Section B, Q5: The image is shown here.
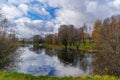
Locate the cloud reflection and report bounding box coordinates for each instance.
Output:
[14,46,92,76]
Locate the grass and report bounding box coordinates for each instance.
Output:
[0,71,119,80]
[42,43,96,52]
[20,42,96,52]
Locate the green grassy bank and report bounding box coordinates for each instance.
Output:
[21,42,96,51]
[0,71,119,80]
[42,43,96,52]
[20,42,97,52]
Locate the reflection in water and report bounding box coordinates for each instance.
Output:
[93,51,120,76]
[1,45,93,77]
[29,45,44,54]
[0,53,14,70]
[0,47,20,70]
[47,49,93,74]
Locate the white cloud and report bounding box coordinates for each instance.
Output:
[86,1,97,13]
[29,4,51,19]
[2,4,23,19]
[55,9,84,26]
[7,0,30,5]
[18,4,28,14]
[11,17,54,38]
[42,0,88,28]
[7,0,20,5]
[113,0,120,8]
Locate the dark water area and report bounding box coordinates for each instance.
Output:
[1,45,93,77]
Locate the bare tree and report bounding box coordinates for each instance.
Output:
[0,11,18,69]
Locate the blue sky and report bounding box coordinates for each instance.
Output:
[0,0,120,38]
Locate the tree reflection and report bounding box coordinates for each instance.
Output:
[57,49,92,72]
[45,48,57,57]
[0,55,12,69]
[93,52,120,76]
[44,48,92,72]
[0,48,19,70]
[57,49,75,66]
[26,45,93,74]
[29,45,44,54]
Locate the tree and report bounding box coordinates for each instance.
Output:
[33,35,43,44]
[67,25,77,46]
[0,11,18,69]
[45,34,54,44]
[58,27,69,49]
[52,33,58,44]
[93,15,120,76]
[92,19,102,43]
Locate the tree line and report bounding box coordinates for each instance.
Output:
[24,24,93,49]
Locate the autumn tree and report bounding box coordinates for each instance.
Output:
[52,33,58,44]
[67,25,78,46]
[73,28,81,49]
[58,26,69,49]
[93,15,120,76]
[82,23,87,44]
[58,24,90,49]
[92,19,102,43]
[45,34,54,44]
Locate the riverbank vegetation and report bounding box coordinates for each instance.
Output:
[42,43,96,51]
[93,15,120,76]
[0,71,119,80]
[0,12,18,69]
[19,42,96,51]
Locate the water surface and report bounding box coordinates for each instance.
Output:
[3,45,93,77]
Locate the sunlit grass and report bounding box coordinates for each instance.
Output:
[42,43,96,51]
[0,71,119,80]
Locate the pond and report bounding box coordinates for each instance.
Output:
[1,45,93,77]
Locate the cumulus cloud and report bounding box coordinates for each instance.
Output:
[55,9,84,26]
[113,0,120,8]
[86,1,97,13]
[12,17,54,38]
[18,4,28,15]
[2,4,23,19]
[28,4,51,19]
[0,0,120,38]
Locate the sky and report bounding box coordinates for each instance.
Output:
[0,0,120,38]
